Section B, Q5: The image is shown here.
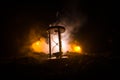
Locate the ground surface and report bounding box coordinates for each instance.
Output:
[0,54,112,79]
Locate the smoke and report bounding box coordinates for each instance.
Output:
[18,24,48,56]
[49,1,87,53]
[18,0,87,56]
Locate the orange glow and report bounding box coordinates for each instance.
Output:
[32,41,41,52]
[36,41,40,45]
[31,38,48,53]
[31,37,82,54]
[73,46,81,53]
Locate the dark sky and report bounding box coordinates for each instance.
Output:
[1,0,112,56]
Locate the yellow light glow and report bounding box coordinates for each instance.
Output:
[36,41,40,45]
[31,36,82,54]
[32,41,41,52]
[73,46,81,53]
[31,38,48,53]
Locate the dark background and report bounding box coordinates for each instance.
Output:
[0,0,112,57]
[0,0,115,79]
